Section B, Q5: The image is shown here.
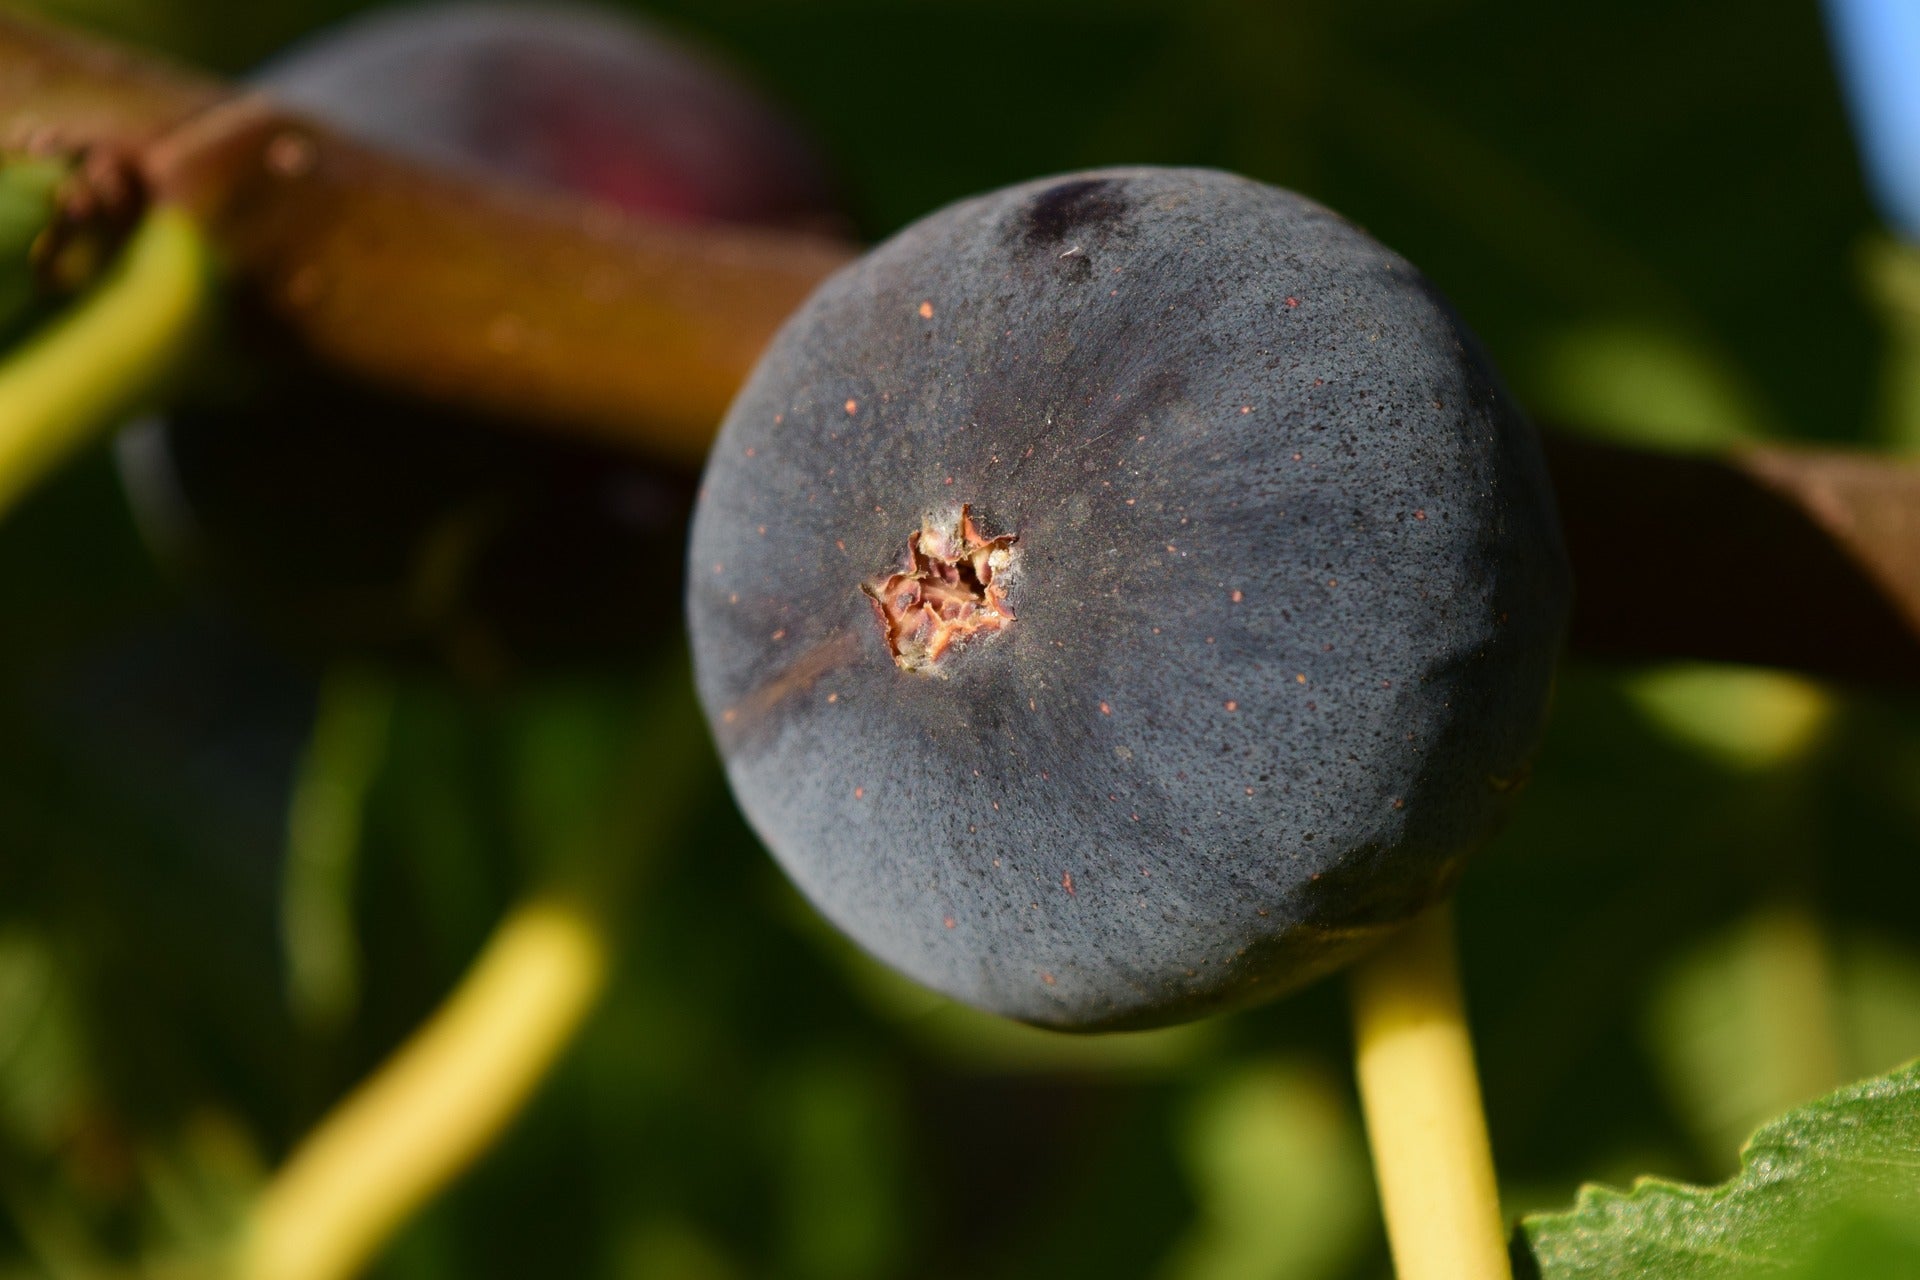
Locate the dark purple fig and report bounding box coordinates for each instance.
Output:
[687,168,1569,1029]
[121,2,840,674]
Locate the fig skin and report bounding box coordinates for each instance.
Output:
[688,168,1569,1031]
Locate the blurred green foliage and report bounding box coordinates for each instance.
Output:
[0,158,65,345]
[2,0,1919,1276]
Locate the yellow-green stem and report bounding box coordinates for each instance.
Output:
[0,205,208,515]
[1350,903,1512,1280]
[238,897,609,1280]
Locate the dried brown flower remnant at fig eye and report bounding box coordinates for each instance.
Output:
[862,505,1017,673]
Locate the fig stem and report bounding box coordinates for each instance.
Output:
[1350,903,1512,1280]
[0,203,208,516]
[238,895,609,1280]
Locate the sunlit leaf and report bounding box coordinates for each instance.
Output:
[1623,666,1831,772]
[1522,1061,1920,1279]
[1526,323,1771,450]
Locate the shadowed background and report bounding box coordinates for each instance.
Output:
[2,1,1916,1277]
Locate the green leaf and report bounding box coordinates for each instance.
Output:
[1522,321,1775,451]
[1779,1209,1920,1280]
[1521,1061,1920,1279]
[1622,666,1831,773]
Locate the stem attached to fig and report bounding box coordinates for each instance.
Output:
[239,895,608,1280]
[1350,904,1512,1280]
[0,203,208,515]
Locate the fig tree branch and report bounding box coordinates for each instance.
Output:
[0,9,222,149]
[1545,434,1920,685]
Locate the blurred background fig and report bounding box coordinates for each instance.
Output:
[688,167,1571,1029]
[256,0,839,234]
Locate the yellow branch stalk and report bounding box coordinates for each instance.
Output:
[0,204,208,515]
[1351,903,1512,1280]
[238,898,609,1280]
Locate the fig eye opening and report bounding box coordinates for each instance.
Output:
[860,504,1017,673]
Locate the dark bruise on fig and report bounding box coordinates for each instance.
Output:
[1020,177,1130,248]
[687,167,1570,1030]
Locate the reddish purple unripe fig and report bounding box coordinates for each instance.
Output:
[260,1,838,232]
[688,168,1569,1029]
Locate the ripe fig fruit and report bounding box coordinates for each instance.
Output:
[121,2,839,674]
[688,168,1570,1030]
